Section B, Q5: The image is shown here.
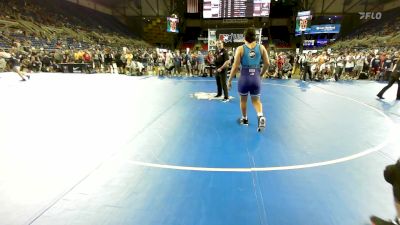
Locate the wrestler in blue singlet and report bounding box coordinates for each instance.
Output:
[238,44,262,96]
[227,27,268,131]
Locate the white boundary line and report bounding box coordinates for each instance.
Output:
[125,80,395,172]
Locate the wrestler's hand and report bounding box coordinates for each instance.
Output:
[227,79,232,90]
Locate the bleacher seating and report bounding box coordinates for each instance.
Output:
[333,7,400,48]
[0,0,147,50]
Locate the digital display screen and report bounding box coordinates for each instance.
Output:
[294,11,312,36]
[296,24,341,36]
[203,0,270,18]
[167,17,179,33]
[310,24,341,34]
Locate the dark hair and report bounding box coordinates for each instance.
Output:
[244,28,256,43]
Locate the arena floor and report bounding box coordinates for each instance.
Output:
[0,72,399,225]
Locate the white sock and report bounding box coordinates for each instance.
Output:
[257,112,263,117]
[241,116,247,120]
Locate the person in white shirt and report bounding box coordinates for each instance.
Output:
[345,52,355,79]
[354,53,365,78]
[335,53,345,81]
[310,54,318,80]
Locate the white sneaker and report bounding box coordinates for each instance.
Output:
[257,116,266,132]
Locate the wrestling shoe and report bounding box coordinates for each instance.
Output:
[257,116,266,132]
[238,117,249,126]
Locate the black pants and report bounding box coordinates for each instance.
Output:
[377,73,400,99]
[215,71,228,99]
[208,66,214,77]
[303,66,312,81]
[335,67,344,81]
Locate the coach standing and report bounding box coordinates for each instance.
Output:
[214,40,230,102]
[377,57,400,100]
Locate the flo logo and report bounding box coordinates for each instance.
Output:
[359,12,382,20]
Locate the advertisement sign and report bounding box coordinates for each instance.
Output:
[215,29,262,46]
[296,24,341,36]
[310,24,341,34]
[316,39,328,46]
[303,40,315,47]
[208,29,217,51]
[208,28,262,50]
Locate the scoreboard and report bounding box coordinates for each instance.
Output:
[295,11,312,36]
[203,0,270,18]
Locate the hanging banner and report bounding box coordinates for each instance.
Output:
[215,28,262,47]
[208,29,217,51]
[208,28,263,50]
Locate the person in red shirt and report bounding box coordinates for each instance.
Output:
[83,51,91,63]
[205,51,215,77]
[82,51,92,73]
[276,52,285,79]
